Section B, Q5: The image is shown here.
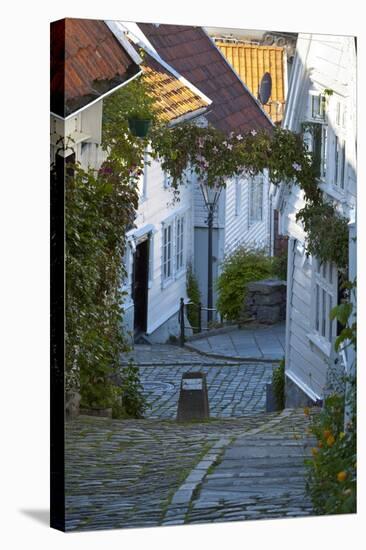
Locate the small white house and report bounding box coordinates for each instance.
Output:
[273,33,357,406]
[135,23,275,314]
[115,22,212,342]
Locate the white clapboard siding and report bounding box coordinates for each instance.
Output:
[287,245,331,399]
[124,153,194,335]
[193,179,226,228]
[224,171,271,255]
[279,35,356,401]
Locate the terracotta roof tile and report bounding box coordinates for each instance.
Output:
[141,53,209,123]
[138,23,272,135]
[215,41,286,123]
[51,18,140,117]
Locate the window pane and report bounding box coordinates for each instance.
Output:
[328,294,333,341]
[321,126,327,178]
[315,284,320,331]
[340,141,345,189]
[312,124,322,177]
[322,289,326,337]
[312,95,319,118]
[334,136,339,184]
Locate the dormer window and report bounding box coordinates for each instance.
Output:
[311,93,326,120]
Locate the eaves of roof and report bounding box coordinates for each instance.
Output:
[50,18,141,119]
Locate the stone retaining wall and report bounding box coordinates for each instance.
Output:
[244,279,286,324]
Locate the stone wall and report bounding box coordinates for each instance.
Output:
[244,279,286,324]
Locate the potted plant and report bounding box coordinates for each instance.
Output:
[127,108,152,138]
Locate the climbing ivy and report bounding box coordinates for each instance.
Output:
[64,75,156,416]
[150,123,349,270]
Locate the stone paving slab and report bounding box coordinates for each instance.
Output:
[185,322,286,362]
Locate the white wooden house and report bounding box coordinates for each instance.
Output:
[135,23,275,315]
[51,19,212,345]
[114,22,212,342]
[272,33,357,406]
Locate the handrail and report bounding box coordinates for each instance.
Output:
[179,297,222,346]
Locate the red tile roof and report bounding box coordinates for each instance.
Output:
[138,23,273,134]
[51,18,140,118]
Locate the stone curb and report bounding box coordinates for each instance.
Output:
[161,437,231,525]
[183,343,281,364]
[185,322,284,342]
[120,361,238,367]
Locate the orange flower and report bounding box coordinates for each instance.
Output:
[323,430,331,439]
[318,440,323,448]
[327,434,335,447]
[337,471,347,482]
[311,447,319,456]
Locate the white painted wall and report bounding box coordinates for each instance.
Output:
[224,170,272,255]
[276,34,357,401]
[124,150,194,337]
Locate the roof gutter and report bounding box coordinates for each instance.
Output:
[168,106,212,127]
[50,69,143,121]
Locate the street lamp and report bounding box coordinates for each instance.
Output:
[199,179,223,324]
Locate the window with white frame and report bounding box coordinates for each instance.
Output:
[235,178,241,216]
[175,215,185,273]
[162,213,187,285]
[312,259,337,343]
[162,222,173,282]
[334,136,346,189]
[309,123,328,180]
[311,93,326,121]
[249,175,263,224]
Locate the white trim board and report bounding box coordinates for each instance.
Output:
[286,368,322,403]
[118,21,213,108]
[51,70,143,121]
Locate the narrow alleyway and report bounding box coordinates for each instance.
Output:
[65,329,315,531]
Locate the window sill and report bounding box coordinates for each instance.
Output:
[174,268,186,281]
[320,182,347,203]
[307,332,332,359]
[161,277,175,290]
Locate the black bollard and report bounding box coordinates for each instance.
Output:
[177,371,210,421]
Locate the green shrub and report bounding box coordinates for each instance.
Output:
[305,390,356,515]
[186,264,202,333]
[118,363,147,419]
[272,358,285,410]
[216,246,274,321]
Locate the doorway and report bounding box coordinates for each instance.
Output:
[133,238,149,335]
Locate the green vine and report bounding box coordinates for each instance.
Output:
[150,123,348,270]
[63,75,156,416]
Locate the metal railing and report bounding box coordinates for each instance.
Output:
[179,297,222,347]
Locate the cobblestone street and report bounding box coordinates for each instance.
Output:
[64,343,316,532]
[139,362,274,418]
[65,408,315,531]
